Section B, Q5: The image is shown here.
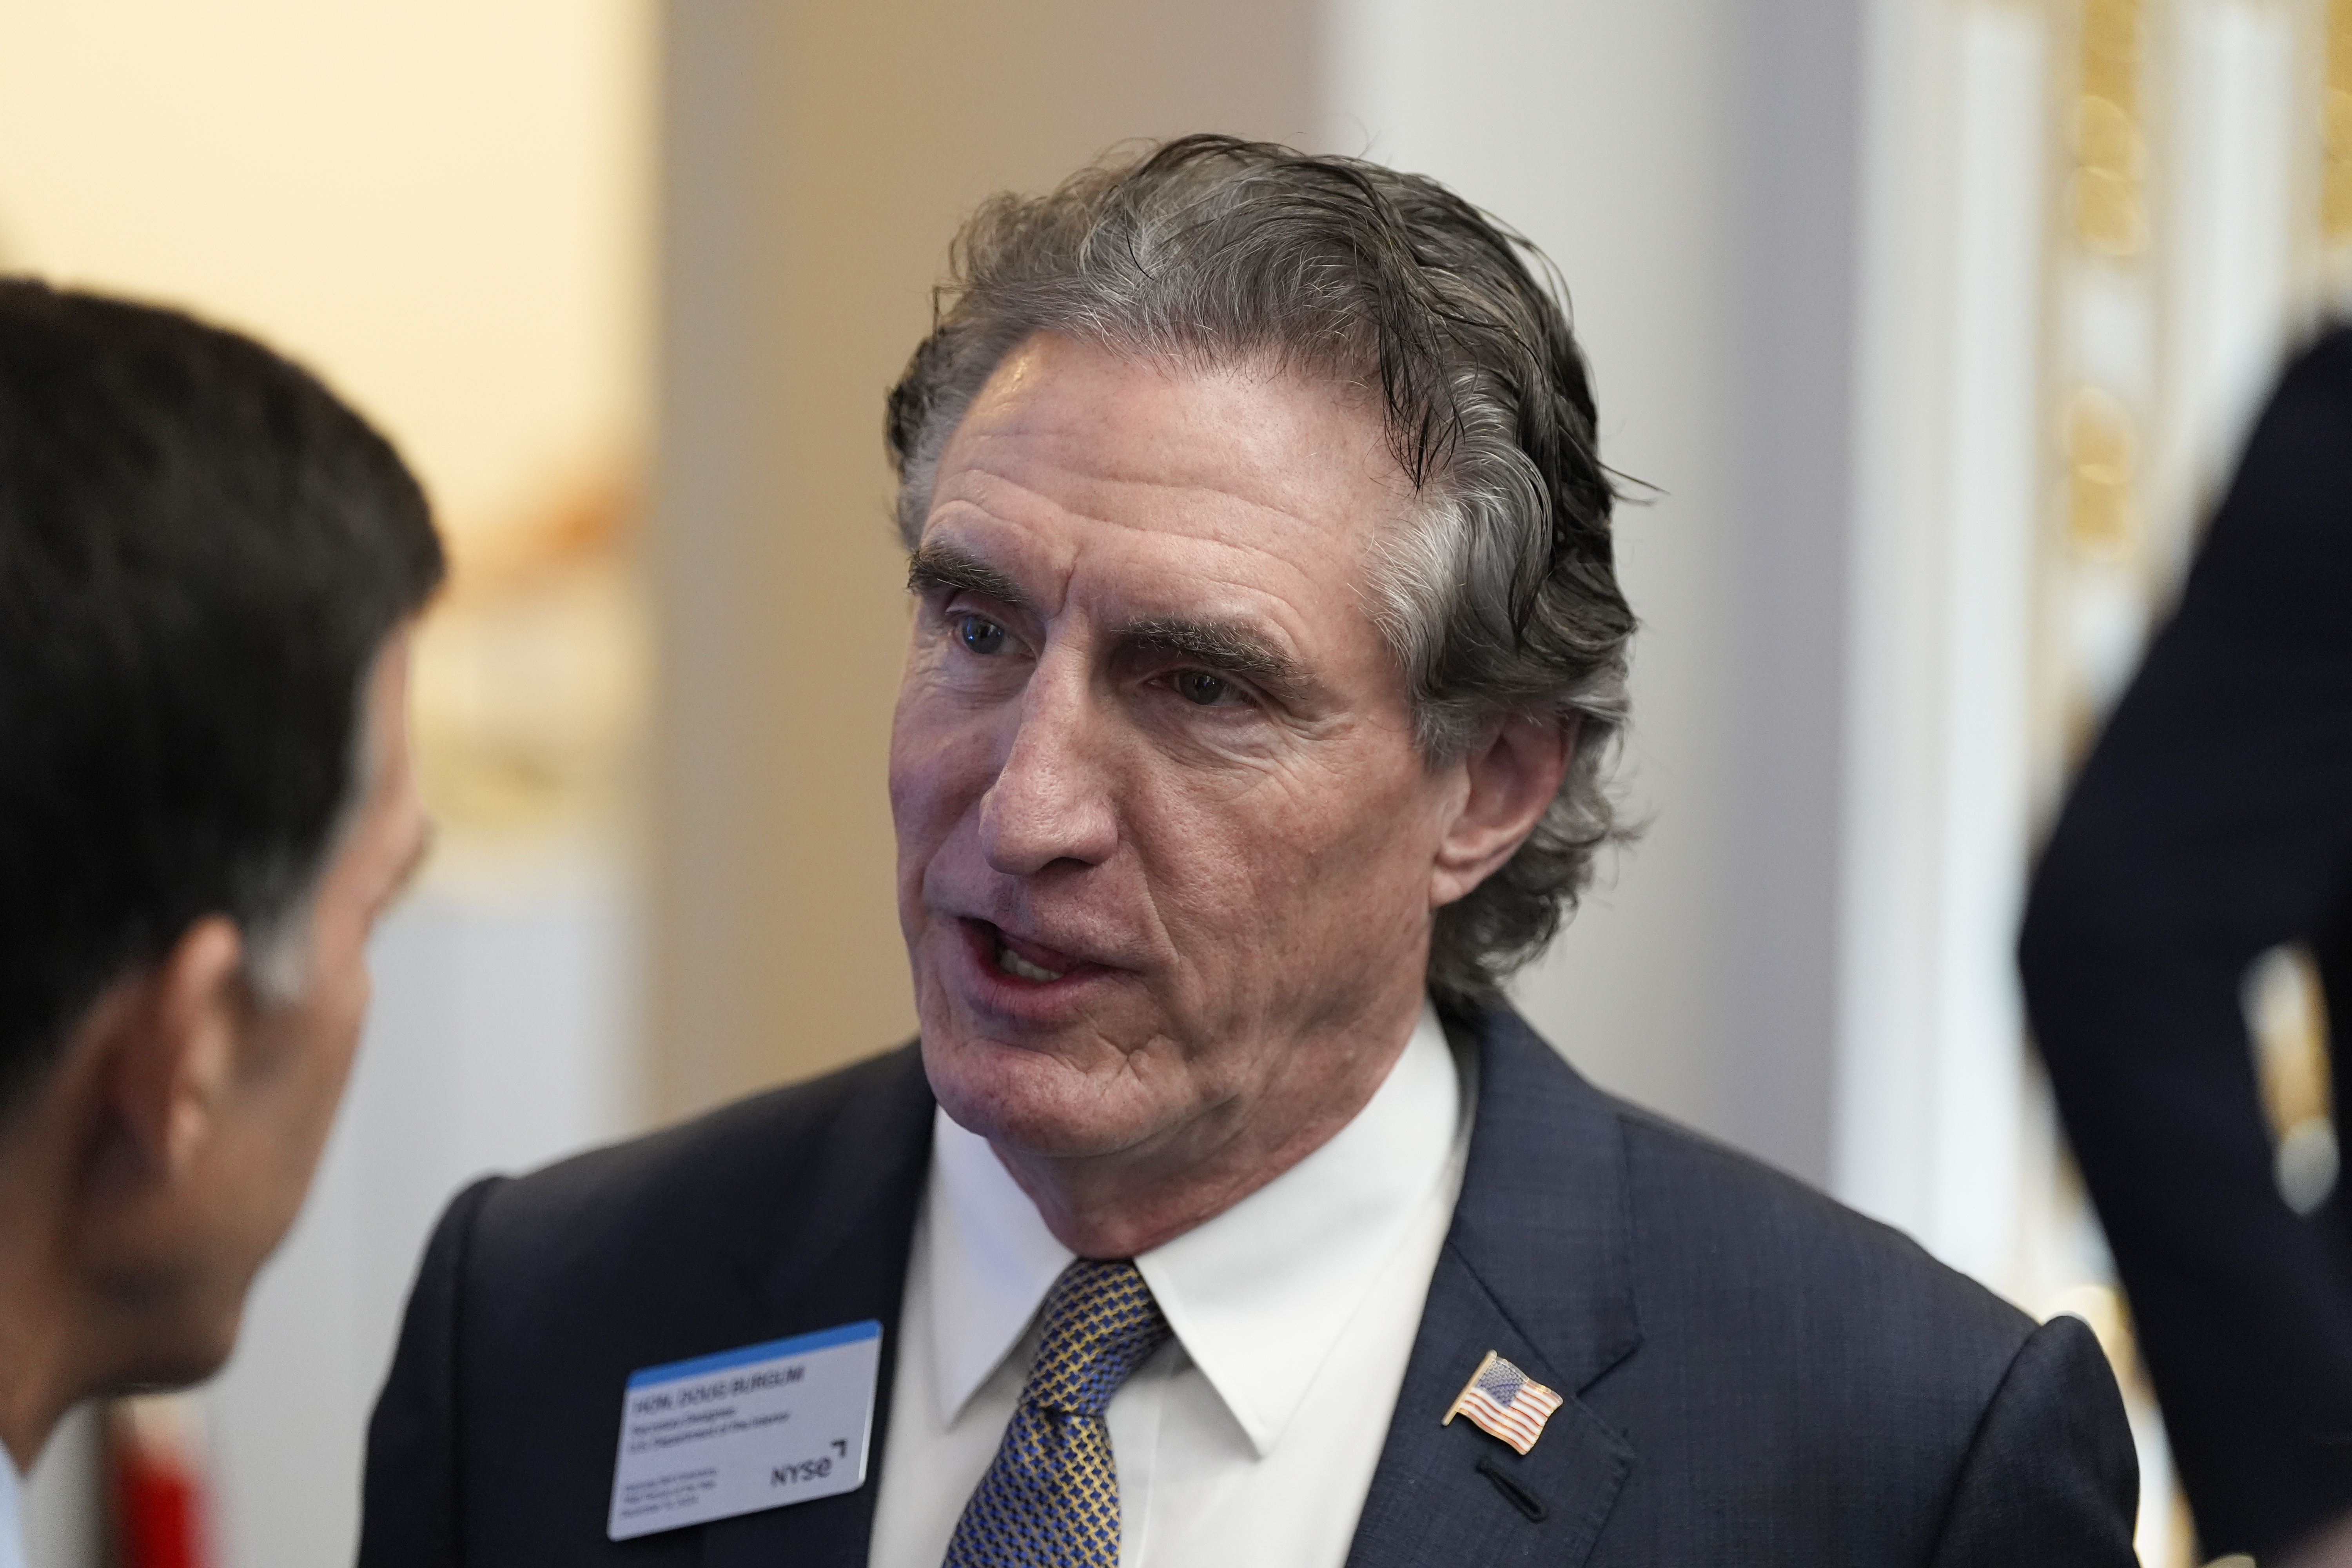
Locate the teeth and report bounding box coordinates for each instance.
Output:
[995,941,1066,982]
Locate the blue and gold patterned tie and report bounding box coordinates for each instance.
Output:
[942,1258,1173,1568]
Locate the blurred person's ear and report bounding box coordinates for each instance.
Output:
[0,914,258,1465]
[97,915,248,1181]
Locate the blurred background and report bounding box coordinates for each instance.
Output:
[0,0,2341,1563]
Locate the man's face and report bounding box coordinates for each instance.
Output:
[167,626,430,1374]
[892,333,1464,1185]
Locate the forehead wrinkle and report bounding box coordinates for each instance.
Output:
[971,337,1394,481]
[922,461,1351,637]
[951,404,1369,542]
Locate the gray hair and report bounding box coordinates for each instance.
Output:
[885,136,1635,1005]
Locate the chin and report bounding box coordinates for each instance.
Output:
[919,1022,1164,1160]
[110,1313,241,1396]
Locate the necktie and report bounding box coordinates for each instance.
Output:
[942,1257,1173,1568]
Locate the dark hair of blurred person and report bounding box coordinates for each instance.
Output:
[0,279,443,1502]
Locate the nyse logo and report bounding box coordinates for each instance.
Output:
[772,1441,849,1488]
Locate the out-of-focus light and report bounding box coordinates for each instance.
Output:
[2073,0,2147,257]
[409,467,649,878]
[2277,1117,2339,1216]
[2064,384,2141,562]
[2243,943,2335,1214]
[2326,0,2352,243]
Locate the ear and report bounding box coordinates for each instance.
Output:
[1430,712,1577,907]
[101,916,248,1178]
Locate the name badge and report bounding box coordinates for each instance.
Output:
[607,1319,882,1541]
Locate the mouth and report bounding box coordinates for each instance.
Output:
[962,918,1092,986]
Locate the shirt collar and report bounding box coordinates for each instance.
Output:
[925,1000,1465,1456]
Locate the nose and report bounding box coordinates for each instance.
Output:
[978,659,1118,876]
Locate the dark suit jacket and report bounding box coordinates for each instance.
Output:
[2020,325,2352,1561]
[359,1007,2135,1566]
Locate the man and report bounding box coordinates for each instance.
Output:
[2022,325,2352,1566]
[363,137,2136,1566]
[0,281,442,1560]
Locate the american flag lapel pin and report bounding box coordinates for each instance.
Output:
[1443,1349,1564,1455]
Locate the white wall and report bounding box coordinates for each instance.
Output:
[1325,0,1864,1184]
[1834,0,2050,1285]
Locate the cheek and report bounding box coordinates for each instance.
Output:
[889,690,996,871]
[1132,747,1438,945]
[300,943,374,1098]
[1311,761,1449,911]
[240,946,371,1201]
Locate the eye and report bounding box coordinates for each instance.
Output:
[955,613,1008,655]
[1173,670,1231,707]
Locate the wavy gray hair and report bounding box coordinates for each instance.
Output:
[885,135,1635,1004]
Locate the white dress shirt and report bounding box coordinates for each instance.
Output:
[0,1443,26,1568]
[867,1002,1473,1568]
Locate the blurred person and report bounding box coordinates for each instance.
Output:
[365,137,2135,1567]
[2022,326,2352,1566]
[0,281,443,1563]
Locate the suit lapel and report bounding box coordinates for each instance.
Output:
[697,1044,936,1568]
[1344,1008,1641,1568]
[679,1013,1635,1566]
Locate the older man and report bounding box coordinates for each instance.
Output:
[0,281,441,1563]
[362,138,2136,1567]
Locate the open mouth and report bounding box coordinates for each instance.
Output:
[969,919,1081,984]
[997,944,1063,982]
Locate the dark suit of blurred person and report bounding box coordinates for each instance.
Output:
[2022,325,2352,1565]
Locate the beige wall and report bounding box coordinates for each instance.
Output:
[654,0,1323,1113]
[0,0,652,555]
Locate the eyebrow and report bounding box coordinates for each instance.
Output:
[907,543,1029,612]
[907,540,1307,695]
[1118,617,1302,691]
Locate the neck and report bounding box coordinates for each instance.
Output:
[0,1134,86,1474]
[991,995,1427,1258]
[0,1013,173,1475]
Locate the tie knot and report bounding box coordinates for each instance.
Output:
[1025,1258,1172,1417]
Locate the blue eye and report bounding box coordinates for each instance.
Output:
[956,614,1007,655]
[1174,670,1229,706]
